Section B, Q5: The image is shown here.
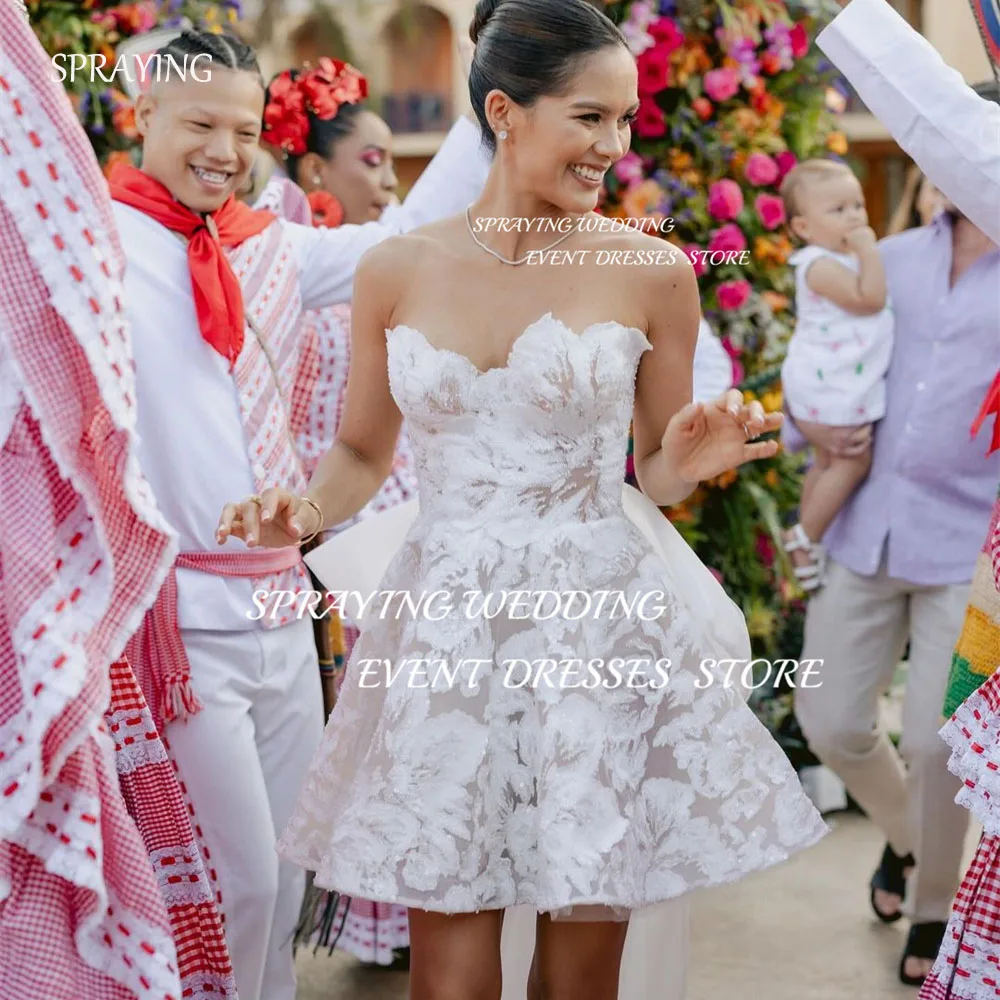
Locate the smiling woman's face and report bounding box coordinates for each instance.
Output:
[135,65,264,213]
[499,44,638,213]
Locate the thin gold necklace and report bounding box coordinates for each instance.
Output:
[464,208,579,266]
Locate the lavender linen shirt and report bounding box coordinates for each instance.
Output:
[782,213,1000,585]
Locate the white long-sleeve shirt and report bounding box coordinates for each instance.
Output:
[692,319,734,403]
[119,116,490,630]
[818,0,1000,242]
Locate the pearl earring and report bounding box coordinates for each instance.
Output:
[313,174,322,184]
[498,130,508,140]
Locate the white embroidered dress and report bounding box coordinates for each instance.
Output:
[278,314,827,917]
[781,245,894,426]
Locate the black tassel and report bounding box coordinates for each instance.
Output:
[292,871,352,954]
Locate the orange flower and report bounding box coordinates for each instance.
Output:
[733,108,762,132]
[102,150,132,179]
[730,151,748,176]
[826,131,848,155]
[754,234,793,267]
[667,505,696,523]
[621,179,664,219]
[670,150,693,172]
[762,290,790,313]
[765,467,780,488]
[112,103,137,138]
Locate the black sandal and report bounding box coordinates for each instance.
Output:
[898,921,946,986]
[870,842,914,924]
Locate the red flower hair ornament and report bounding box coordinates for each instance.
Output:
[263,58,368,156]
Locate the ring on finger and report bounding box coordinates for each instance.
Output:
[247,494,262,506]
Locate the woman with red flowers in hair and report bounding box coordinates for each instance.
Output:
[255,58,416,972]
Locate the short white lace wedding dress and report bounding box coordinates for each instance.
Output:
[278,313,827,918]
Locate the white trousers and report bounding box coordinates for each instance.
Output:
[795,559,971,920]
[167,619,324,1000]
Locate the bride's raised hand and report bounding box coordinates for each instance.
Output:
[216,488,322,549]
[663,388,783,484]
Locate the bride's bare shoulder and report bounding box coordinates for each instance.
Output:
[359,214,467,277]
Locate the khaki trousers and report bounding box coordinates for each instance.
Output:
[795,558,971,921]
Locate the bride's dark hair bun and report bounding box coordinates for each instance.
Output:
[468,0,626,155]
[470,0,502,45]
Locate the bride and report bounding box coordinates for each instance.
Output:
[217,0,827,996]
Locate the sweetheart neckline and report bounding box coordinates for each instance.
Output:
[386,312,650,378]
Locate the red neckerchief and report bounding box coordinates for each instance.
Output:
[109,163,275,369]
[972,369,1000,455]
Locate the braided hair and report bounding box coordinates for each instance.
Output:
[152,29,264,90]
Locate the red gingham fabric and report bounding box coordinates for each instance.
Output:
[125,547,303,730]
[920,832,1000,999]
[0,4,229,997]
[991,494,1000,593]
[107,658,237,997]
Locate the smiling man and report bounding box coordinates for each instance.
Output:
[106,28,490,1000]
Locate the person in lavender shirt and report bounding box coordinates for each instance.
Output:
[785,159,1000,986]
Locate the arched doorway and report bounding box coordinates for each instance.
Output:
[380,4,453,134]
[289,9,356,67]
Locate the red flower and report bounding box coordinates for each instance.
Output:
[267,72,305,113]
[637,45,672,97]
[760,51,783,76]
[790,23,810,59]
[302,58,368,119]
[692,97,713,121]
[263,70,311,154]
[635,96,666,138]
[750,86,772,116]
[263,100,310,155]
[755,531,776,567]
[648,17,685,54]
[308,190,344,228]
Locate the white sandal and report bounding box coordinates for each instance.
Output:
[783,523,826,593]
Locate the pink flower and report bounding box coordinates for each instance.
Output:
[637,44,672,96]
[775,150,798,181]
[717,279,751,311]
[709,567,724,585]
[648,16,685,54]
[744,152,779,186]
[682,244,707,277]
[703,67,740,103]
[708,179,744,221]
[790,23,810,59]
[635,96,666,138]
[722,336,744,382]
[708,222,747,254]
[613,151,645,186]
[755,192,786,230]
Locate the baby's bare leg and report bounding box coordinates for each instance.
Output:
[800,448,872,542]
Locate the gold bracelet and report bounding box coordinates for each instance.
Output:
[298,496,325,545]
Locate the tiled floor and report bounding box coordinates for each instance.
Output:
[294,811,980,999]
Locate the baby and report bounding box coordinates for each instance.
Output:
[779,159,894,591]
